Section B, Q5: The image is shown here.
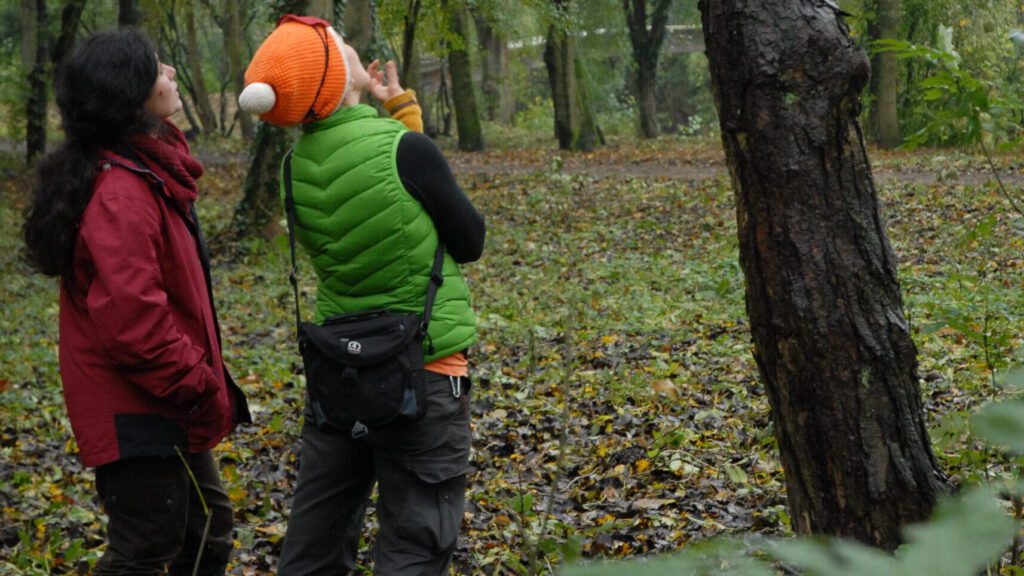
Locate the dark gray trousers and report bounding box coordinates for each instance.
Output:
[278,372,471,575]
[93,451,234,576]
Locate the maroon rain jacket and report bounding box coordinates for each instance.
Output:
[58,145,248,468]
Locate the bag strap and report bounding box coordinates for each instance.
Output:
[283,149,303,337]
[282,149,445,346]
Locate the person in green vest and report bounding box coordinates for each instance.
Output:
[239,15,485,575]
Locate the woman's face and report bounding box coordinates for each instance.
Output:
[144,61,182,119]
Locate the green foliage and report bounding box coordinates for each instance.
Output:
[569,486,1017,575]
[873,35,1024,149]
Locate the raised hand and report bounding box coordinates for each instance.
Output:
[368,59,404,104]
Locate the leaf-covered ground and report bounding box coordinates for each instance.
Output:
[1,138,1022,575]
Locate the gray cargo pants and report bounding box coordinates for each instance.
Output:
[278,372,472,575]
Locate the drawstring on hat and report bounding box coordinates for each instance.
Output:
[304,24,331,122]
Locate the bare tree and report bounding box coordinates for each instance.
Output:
[700,0,949,550]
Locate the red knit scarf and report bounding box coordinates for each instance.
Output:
[127,121,204,209]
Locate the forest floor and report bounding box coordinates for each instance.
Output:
[1,136,1023,575]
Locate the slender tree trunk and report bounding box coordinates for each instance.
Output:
[224,0,253,140]
[25,0,48,162]
[22,0,88,163]
[474,14,513,124]
[53,0,87,69]
[443,0,484,151]
[700,0,948,551]
[399,0,421,90]
[399,0,428,129]
[623,0,673,138]
[119,0,140,27]
[183,4,216,135]
[869,0,901,148]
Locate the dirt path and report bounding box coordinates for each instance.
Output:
[446,152,1024,188]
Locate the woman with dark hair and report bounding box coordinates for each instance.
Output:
[22,29,249,575]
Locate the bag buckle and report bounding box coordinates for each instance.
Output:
[342,366,358,384]
[351,421,368,439]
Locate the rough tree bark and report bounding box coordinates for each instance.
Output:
[623,0,673,138]
[443,0,484,151]
[700,0,949,551]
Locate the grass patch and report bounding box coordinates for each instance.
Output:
[1,141,1022,574]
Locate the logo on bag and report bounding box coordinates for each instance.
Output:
[346,340,362,355]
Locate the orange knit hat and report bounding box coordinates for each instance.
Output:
[239,15,350,127]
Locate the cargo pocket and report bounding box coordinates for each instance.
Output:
[373,375,472,484]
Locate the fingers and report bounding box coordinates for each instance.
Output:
[385,60,400,86]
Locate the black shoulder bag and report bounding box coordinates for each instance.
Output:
[283,149,445,435]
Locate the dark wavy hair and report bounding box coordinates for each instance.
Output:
[22,28,161,277]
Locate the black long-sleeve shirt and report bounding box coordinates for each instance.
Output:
[395,132,485,264]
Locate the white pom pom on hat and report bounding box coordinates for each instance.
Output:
[238,82,277,115]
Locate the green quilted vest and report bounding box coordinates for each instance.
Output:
[283,105,477,361]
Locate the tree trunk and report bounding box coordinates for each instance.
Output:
[25,0,48,163]
[443,0,484,151]
[306,0,331,19]
[700,0,948,551]
[869,0,901,149]
[232,115,289,238]
[119,0,140,27]
[53,0,87,69]
[474,14,513,124]
[225,0,253,140]
[183,4,217,136]
[342,0,374,56]
[543,0,600,151]
[23,0,85,162]
[233,0,309,239]
[399,0,421,90]
[623,0,673,139]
